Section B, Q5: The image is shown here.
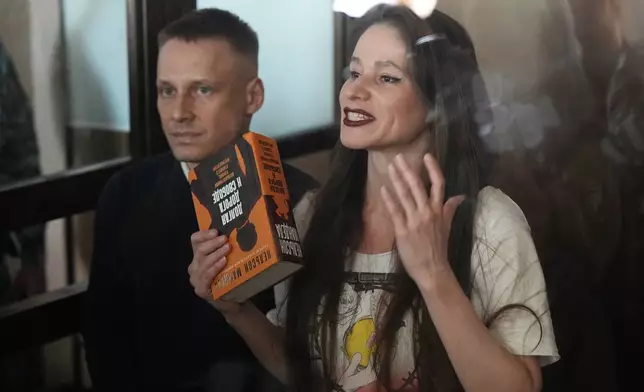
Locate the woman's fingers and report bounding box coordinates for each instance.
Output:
[201,257,228,293]
[191,229,218,247]
[388,163,416,220]
[193,254,228,298]
[189,229,231,300]
[394,154,428,209]
[198,242,231,274]
[195,234,228,258]
[381,186,406,232]
[423,153,445,208]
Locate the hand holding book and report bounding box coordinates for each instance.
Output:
[188,132,304,302]
[188,229,245,314]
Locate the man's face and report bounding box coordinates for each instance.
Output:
[157,38,263,164]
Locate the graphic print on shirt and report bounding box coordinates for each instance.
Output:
[293,188,561,392]
[314,272,419,392]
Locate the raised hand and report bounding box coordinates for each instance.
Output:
[380,154,465,288]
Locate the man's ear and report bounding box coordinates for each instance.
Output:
[246,77,265,115]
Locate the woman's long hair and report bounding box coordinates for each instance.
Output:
[285,6,517,391]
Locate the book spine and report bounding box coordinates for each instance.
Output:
[248,133,304,264]
[248,132,289,198]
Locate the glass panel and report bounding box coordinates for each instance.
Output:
[0,2,41,183]
[63,0,130,167]
[1,0,130,182]
[63,0,130,134]
[0,0,53,316]
[0,0,129,302]
[197,0,335,137]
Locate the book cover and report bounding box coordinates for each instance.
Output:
[188,131,304,302]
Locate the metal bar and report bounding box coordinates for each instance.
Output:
[0,282,87,357]
[0,157,131,230]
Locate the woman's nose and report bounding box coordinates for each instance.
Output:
[344,76,371,101]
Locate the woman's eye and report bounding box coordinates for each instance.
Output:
[380,75,401,84]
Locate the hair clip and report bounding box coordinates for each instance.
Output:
[416,33,446,46]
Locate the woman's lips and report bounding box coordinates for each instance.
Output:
[343,107,376,127]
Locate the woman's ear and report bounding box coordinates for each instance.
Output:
[246,77,265,115]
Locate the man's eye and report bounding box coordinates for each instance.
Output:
[197,85,213,95]
[350,71,360,80]
[159,87,175,98]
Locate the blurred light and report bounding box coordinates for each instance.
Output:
[332,0,397,18]
[333,0,437,19]
[405,0,438,18]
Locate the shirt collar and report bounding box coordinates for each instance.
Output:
[180,161,191,182]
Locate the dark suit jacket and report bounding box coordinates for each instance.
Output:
[83,152,318,391]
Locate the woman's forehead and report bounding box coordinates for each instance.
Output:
[353,24,409,65]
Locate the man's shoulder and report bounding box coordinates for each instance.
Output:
[120,152,177,180]
[281,162,319,205]
[99,153,178,206]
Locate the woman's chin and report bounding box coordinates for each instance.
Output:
[340,129,374,150]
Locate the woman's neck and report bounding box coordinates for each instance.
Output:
[364,144,429,211]
[360,139,431,254]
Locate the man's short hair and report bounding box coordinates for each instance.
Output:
[158,8,259,63]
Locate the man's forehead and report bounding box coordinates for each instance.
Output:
[157,38,244,75]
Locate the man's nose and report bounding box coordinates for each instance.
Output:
[171,94,195,122]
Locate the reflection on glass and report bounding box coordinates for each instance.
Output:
[1,1,130,389]
[0,31,44,310]
[432,0,643,390]
[197,0,335,137]
[63,0,130,168]
[0,0,641,390]
[0,47,45,392]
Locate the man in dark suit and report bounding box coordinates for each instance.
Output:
[83,9,317,392]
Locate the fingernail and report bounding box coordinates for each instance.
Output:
[224,244,230,251]
[209,229,217,236]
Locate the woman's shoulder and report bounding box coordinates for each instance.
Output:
[474,186,532,235]
[292,190,318,237]
[472,187,540,276]
[470,188,559,364]
[471,186,539,271]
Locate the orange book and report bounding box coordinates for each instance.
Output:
[188,131,304,302]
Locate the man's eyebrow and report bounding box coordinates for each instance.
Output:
[156,78,216,85]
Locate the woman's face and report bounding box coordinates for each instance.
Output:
[339,23,429,151]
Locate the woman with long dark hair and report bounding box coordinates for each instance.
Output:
[189,5,558,391]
